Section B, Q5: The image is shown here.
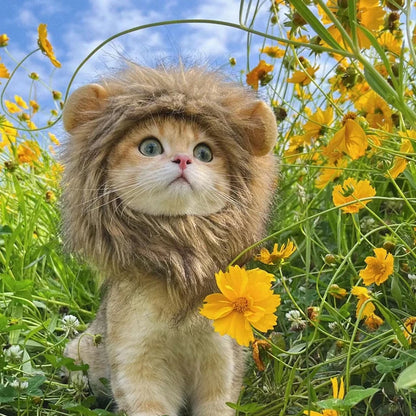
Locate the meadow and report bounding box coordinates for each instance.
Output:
[0,0,416,415]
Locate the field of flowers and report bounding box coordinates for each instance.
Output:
[0,1,415,415]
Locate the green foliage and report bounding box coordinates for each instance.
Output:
[1,0,416,415]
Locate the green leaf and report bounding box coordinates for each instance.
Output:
[43,354,89,371]
[396,361,416,389]
[288,0,342,51]
[0,385,18,404]
[376,303,409,347]
[390,274,402,308]
[369,356,406,374]
[343,387,379,407]
[26,375,46,397]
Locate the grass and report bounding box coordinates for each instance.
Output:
[1,0,416,415]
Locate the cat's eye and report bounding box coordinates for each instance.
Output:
[139,137,163,157]
[193,143,213,163]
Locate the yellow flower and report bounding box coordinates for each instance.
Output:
[387,138,414,179]
[328,284,348,299]
[0,120,17,148]
[364,313,384,331]
[37,23,61,68]
[403,316,416,344]
[304,377,344,416]
[351,286,376,318]
[200,266,281,346]
[4,100,22,114]
[30,100,40,114]
[323,117,368,162]
[287,66,319,86]
[359,247,394,286]
[260,46,285,58]
[17,140,41,164]
[255,240,297,265]
[317,0,385,50]
[14,95,28,109]
[315,159,348,189]
[303,107,334,140]
[246,60,274,90]
[0,34,9,47]
[0,62,9,79]
[332,177,376,214]
[355,91,393,132]
[48,132,60,146]
[378,31,403,55]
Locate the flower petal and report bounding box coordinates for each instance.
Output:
[200,294,233,320]
[213,311,254,346]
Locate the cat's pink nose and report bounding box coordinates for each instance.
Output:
[172,154,192,170]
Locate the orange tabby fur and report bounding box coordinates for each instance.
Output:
[62,63,277,416]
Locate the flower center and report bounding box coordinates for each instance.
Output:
[233,297,249,313]
[373,261,386,276]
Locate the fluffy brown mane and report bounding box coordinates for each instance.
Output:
[61,63,277,307]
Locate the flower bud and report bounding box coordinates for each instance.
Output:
[0,34,9,47]
[52,90,62,100]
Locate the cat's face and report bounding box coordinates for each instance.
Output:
[108,118,231,216]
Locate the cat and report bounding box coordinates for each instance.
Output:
[61,63,277,416]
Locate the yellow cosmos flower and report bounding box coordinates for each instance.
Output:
[37,23,61,68]
[200,266,281,346]
[328,284,348,299]
[364,313,384,331]
[403,316,416,344]
[317,0,385,50]
[255,240,297,265]
[303,107,334,140]
[48,132,60,146]
[351,286,376,318]
[0,120,17,148]
[323,117,368,162]
[30,100,40,114]
[17,140,41,164]
[287,66,319,86]
[0,61,10,79]
[359,247,394,286]
[332,177,376,214]
[388,138,414,179]
[260,45,285,58]
[246,60,274,90]
[304,377,344,416]
[355,90,393,132]
[4,100,22,114]
[315,159,348,189]
[14,95,28,109]
[378,31,403,55]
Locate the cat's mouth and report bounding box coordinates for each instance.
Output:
[169,174,193,189]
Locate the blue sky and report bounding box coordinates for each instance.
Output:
[2,0,272,137]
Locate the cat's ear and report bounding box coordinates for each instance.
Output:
[63,84,108,132]
[242,101,277,156]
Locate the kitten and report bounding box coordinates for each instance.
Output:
[62,63,277,416]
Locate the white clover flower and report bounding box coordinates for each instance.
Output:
[286,310,307,332]
[286,310,302,322]
[328,322,338,331]
[10,379,28,390]
[62,314,80,336]
[4,345,23,363]
[70,372,89,392]
[360,216,376,233]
